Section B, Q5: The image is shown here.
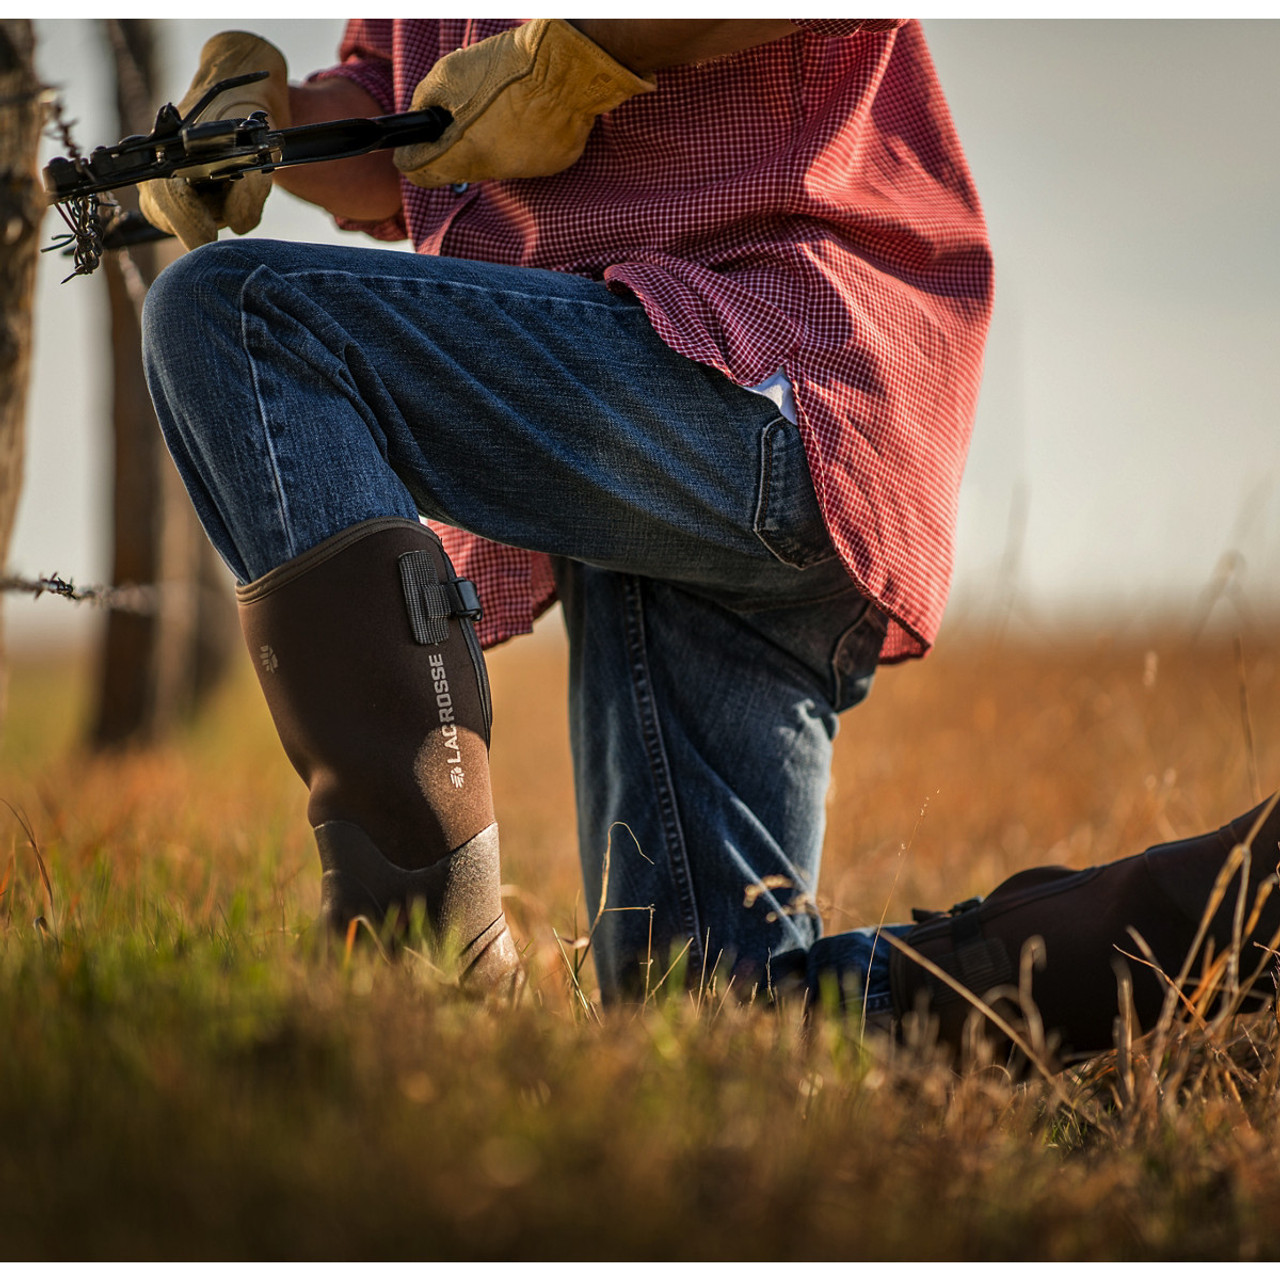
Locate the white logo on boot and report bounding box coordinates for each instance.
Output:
[259,644,278,673]
[429,652,466,787]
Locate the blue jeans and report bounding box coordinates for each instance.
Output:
[143,239,892,1003]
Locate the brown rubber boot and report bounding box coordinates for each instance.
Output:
[236,517,522,995]
[890,795,1280,1062]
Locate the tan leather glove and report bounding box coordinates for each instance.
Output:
[138,32,290,251]
[393,19,655,189]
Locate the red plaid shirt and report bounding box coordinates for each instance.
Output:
[317,19,993,661]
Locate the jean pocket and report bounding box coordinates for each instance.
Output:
[753,419,839,570]
[831,600,887,712]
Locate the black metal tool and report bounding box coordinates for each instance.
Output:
[42,71,452,277]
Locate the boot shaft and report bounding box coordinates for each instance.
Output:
[236,518,495,872]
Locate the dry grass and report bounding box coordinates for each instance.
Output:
[1,609,1279,1259]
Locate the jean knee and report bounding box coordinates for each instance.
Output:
[142,242,246,373]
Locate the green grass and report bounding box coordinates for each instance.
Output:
[2,622,1280,1259]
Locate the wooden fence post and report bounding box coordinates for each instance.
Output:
[90,18,236,748]
[0,19,43,733]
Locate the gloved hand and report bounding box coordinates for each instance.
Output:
[393,19,655,189]
[139,31,290,251]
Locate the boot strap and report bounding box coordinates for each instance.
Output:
[399,550,483,646]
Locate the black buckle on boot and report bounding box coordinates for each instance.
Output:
[450,577,484,622]
[399,551,484,646]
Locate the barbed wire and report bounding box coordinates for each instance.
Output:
[40,83,124,281]
[0,574,157,615]
[13,63,164,624]
[5,87,150,619]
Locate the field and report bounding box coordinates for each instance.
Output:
[2,607,1280,1260]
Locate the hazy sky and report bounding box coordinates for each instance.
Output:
[8,19,1280,647]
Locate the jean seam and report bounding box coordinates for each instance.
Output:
[622,574,705,972]
[274,268,635,316]
[753,417,779,550]
[240,265,301,562]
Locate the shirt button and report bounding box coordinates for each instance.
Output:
[450,182,470,195]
